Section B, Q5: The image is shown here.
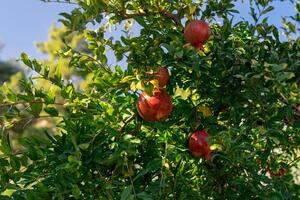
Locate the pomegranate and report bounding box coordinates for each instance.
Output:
[266,166,287,177]
[184,20,211,49]
[279,167,287,176]
[154,67,169,88]
[137,90,173,122]
[188,130,212,161]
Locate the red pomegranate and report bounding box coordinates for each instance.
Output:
[154,67,169,88]
[188,130,212,160]
[266,166,287,177]
[278,167,287,176]
[137,90,173,122]
[184,20,211,49]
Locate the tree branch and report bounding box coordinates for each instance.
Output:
[80,53,112,74]
[177,6,186,19]
[41,0,77,5]
[119,114,136,132]
[123,12,148,19]
[120,8,183,26]
[158,9,181,26]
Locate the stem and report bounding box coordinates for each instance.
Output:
[126,161,137,199]
[289,156,300,166]
[123,12,148,19]
[177,6,186,19]
[158,9,181,26]
[119,8,183,26]
[80,53,112,74]
[159,131,168,197]
[119,114,136,132]
[41,0,77,5]
[172,159,183,198]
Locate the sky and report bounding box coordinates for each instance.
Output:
[0,0,297,62]
[0,0,76,60]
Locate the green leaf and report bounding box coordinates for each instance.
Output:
[9,156,21,171]
[20,52,32,68]
[44,107,59,116]
[272,27,279,40]
[262,6,274,15]
[174,50,184,58]
[78,143,90,150]
[137,192,153,200]
[287,22,296,33]
[0,133,12,155]
[134,17,147,27]
[121,185,132,200]
[72,185,81,199]
[31,59,42,73]
[120,76,135,84]
[61,84,74,99]
[133,169,149,182]
[161,43,174,52]
[276,72,295,82]
[267,130,288,145]
[30,102,43,116]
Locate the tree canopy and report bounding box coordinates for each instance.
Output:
[0,0,300,199]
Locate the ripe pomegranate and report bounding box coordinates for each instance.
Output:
[154,67,169,88]
[278,167,287,176]
[137,90,173,122]
[266,166,287,177]
[188,130,212,161]
[184,20,211,49]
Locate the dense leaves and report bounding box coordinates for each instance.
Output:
[0,0,300,199]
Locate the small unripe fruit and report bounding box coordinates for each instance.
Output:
[184,20,211,49]
[137,90,173,122]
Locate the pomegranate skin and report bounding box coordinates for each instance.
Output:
[188,130,212,160]
[137,90,173,122]
[184,20,211,49]
[155,67,169,88]
[278,167,287,176]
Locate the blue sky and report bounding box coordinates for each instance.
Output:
[0,0,76,60]
[0,0,296,61]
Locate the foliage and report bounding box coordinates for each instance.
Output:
[0,43,22,84]
[0,25,88,151]
[0,0,300,199]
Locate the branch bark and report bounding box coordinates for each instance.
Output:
[158,9,181,25]
[41,0,77,5]
[121,7,183,26]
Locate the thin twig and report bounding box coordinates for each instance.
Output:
[119,114,136,132]
[177,6,187,18]
[172,159,183,198]
[126,161,137,199]
[158,9,181,25]
[41,0,77,5]
[123,12,148,19]
[80,53,112,74]
[120,8,182,26]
